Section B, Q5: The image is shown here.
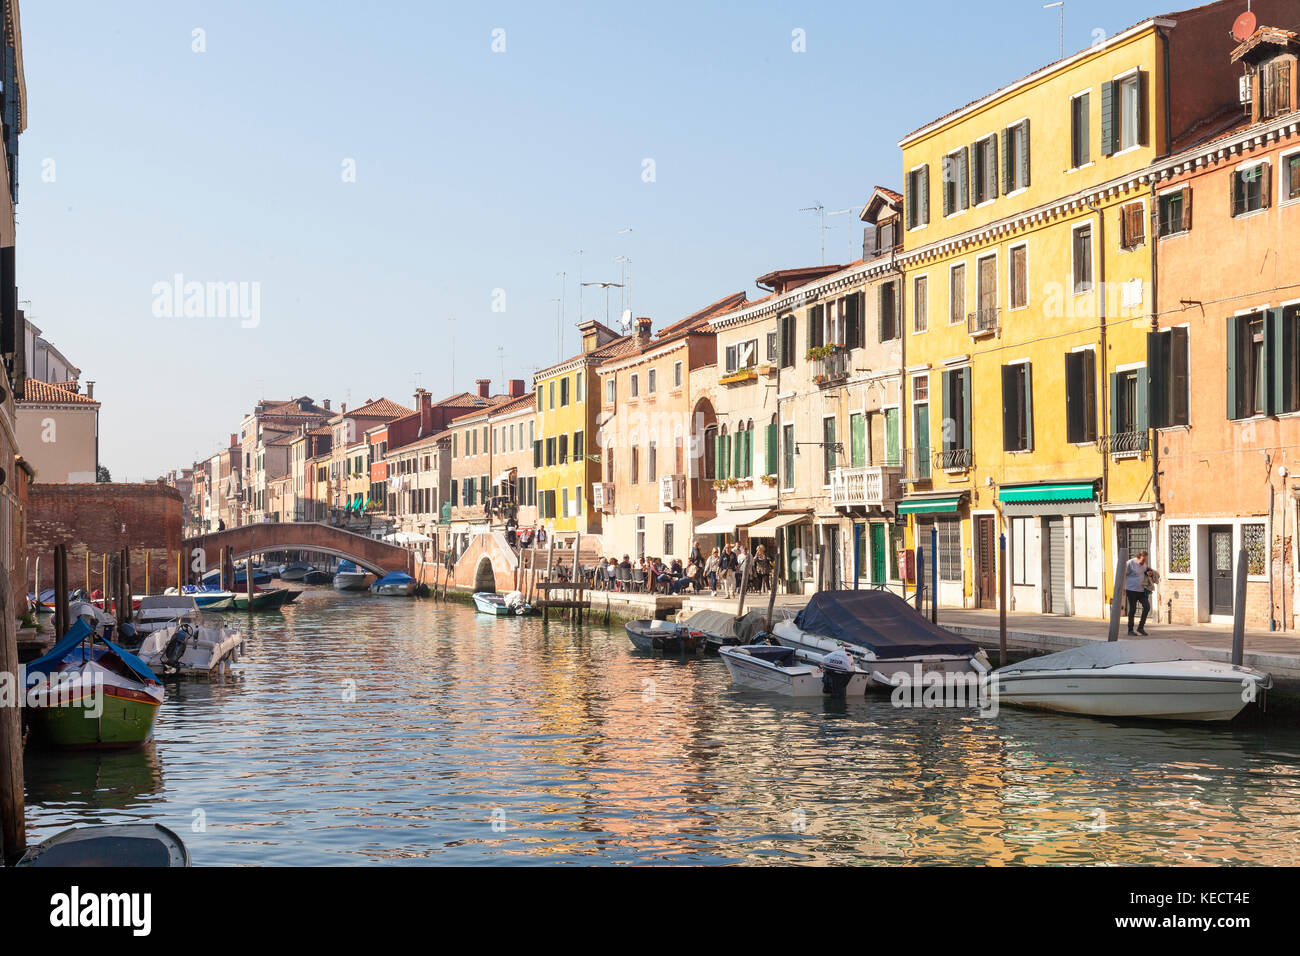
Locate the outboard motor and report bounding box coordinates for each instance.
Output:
[162,625,191,669]
[503,590,524,610]
[821,649,857,697]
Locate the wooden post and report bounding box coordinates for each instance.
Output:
[176,549,183,592]
[931,525,939,625]
[573,533,582,623]
[1107,548,1128,642]
[915,544,925,614]
[101,553,108,602]
[85,550,91,592]
[0,567,26,866]
[144,550,151,596]
[736,550,750,619]
[121,548,132,625]
[219,546,227,593]
[764,551,779,631]
[543,538,555,624]
[1232,549,1248,666]
[998,531,1007,668]
[247,530,255,614]
[53,546,65,641]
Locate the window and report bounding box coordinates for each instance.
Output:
[1002,119,1030,193]
[664,523,674,557]
[605,379,615,404]
[1244,523,1267,575]
[913,276,928,333]
[876,219,897,254]
[545,437,556,466]
[533,440,542,467]
[843,292,864,349]
[1112,368,1144,438]
[879,282,899,342]
[1157,188,1191,237]
[1102,72,1144,155]
[1011,517,1032,585]
[648,441,657,482]
[1072,224,1093,294]
[573,430,584,458]
[906,165,930,228]
[630,443,639,484]
[942,147,970,216]
[1001,363,1033,451]
[1232,163,1271,217]
[576,372,583,400]
[560,376,570,406]
[806,305,825,350]
[941,367,971,465]
[782,424,794,489]
[1259,56,1294,121]
[726,338,758,373]
[630,373,639,397]
[1009,245,1027,310]
[561,487,569,518]
[971,134,998,204]
[549,381,555,409]
[779,314,796,368]
[472,430,478,455]
[932,517,963,581]
[1072,516,1099,588]
[822,417,837,486]
[1147,328,1189,428]
[912,375,930,480]
[1286,153,1300,203]
[1119,200,1145,249]
[765,417,778,476]
[647,369,657,393]
[1169,524,1191,575]
[1228,307,1300,419]
[949,264,966,324]
[849,412,866,467]
[975,254,997,328]
[674,360,683,386]
[1070,91,1091,168]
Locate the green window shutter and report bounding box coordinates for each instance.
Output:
[941,371,954,452]
[942,156,954,217]
[1268,307,1286,416]
[1001,364,1015,451]
[885,408,900,465]
[714,434,723,480]
[1137,71,1149,148]
[1001,128,1012,195]
[1065,352,1080,442]
[1225,316,1240,420]
[850,413,865,467]
[721,434,731,479]
[1146,331,1167,429]
[1083,350,1098,441]
[919,165,929,225]
[959,147,970,210]
[1020,119,1031,188]
[766,423,778,475]
[1110,371,1120,433]
[915,404,930,478]
[1100,80,1117,156]
[988,136,999,200]
[961,370,972,451]
[1136,369,1149,434]
[746,429,754,477]
[969,141,980,203]
[1024,363,1034,451]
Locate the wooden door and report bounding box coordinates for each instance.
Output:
[976,515,997,609]
[1210,526,1234,616]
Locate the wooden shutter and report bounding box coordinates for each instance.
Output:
[766,422,778,475]
[1001,365,1016,451]
[1146,332,1167,428]
[844,294,858,349]
[1109,371,1120,434]
[1023,363,1034,451]
[1267,307,1286,416]
[1136,367,1149,435]
[1137,70,1149,147]
[1083,350,1097,441]
[1171,327,1190,425]
[1181,186,1193,232]
[1019,119,1031,188]
[905,175,914,230]
[1226,315,1240,420]
[961,370,972,451]
[1001,128,1013,195]
[942,156,954,217]
[959,147,970,210]
[1261,162,1273,208]
[1100,80,1116,156]
[1065,352,1081,442]
[970,141,981,204]
[941,371,954,452]
[987,136,999,200]
[919,165,930,225]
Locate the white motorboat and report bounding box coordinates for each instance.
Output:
[773,590,987,687]
[137,621,245,679]
[333,560,373,591]
[992,639,1271,722]
[720,644,873,697]
[134,594,203,638]
[371,571,417,596]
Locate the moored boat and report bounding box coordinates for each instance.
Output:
[992,639,1271,722]
[138,620,245,679]
[228,587,291,611]
[25,618,164,749]
[720,644,872,697]
[625,619,706,655]
[473,591,535,615]
[279,560,313,582]
[333,561,373,591]
[773,590,987,687]
[302,569,333,585]
[371,571,417,596]
[134,594,203,638]
[18,823,190,867]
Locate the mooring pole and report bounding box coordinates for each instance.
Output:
[144,549,151,596]
[1232,548,1248,666]
[1108,548,1128,642]
[0,567,26,866]
[930,525,939,625]
[998,532,1007,668]
[915,543,925,614]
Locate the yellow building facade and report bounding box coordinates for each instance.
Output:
[897,19,1171,616]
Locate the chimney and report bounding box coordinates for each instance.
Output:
[417,388,433,432]
[230,433,239,448]
[324,399,331,410]
[635,316,653,344]
[509,379,525,398]
[475,378,491,398]
[86,381,95,400]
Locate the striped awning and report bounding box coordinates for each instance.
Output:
[897,495,964,515]
[998,482,1096,504]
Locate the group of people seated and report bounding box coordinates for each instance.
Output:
[590,540,776,596]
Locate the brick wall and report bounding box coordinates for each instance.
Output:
[28,483,183,593]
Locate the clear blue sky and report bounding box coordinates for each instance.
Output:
[16,0,1159,479]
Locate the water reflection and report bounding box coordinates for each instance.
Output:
[21,589,1300,865]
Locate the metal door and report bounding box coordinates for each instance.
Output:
[1045,517,1067,614]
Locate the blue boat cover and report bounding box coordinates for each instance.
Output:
[374,571,414,586]
[336,560,359,573]
[26,619,161,686]
[792,590,978,657]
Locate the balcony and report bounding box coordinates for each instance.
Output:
[934,447,974,471]
[830,465,904,509]
[718,367,758,386]
[809,346,850,387]
[967,308,999,337]
[1098,430,1149,459]
[659,474,686,511]
[592,481,615,513]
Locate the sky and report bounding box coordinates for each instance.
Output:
[15,0,1175,479]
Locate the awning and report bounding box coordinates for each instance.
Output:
[897,494,965,516]
[694,508,771,536]
[998,481,1096,504]
[496,468,516,484]
[746,511,810,536]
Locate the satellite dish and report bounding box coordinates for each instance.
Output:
[1232,10,1257,42]
[619,309,633,333]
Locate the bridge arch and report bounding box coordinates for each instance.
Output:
[187,522,412,578]
[472,555,496,593]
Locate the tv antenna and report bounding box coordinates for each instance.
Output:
[1043,2,1064,60]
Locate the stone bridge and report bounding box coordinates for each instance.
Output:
[186,522,412,576]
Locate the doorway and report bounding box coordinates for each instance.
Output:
[975,515,997,608]
[1209,525,1234,617]
[1044,517,1066,614]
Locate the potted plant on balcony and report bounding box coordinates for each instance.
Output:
[712,478,729,491]
[760,474,778,487]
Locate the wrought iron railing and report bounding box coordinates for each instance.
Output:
[1098,430,1149,456]
[811,347,851,386]
[933,447,974,471]
[967,308,999,336]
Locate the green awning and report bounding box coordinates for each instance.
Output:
[998,482,1096,504]
[897,495,963,515]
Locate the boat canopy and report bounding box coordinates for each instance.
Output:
[374,571,414,586]
[1000,639,1208,673]
[336,560,359,573]
[26,618,160,686]
[792,590,978,657]
[683,610,738,639]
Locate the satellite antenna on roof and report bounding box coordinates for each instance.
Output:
[1232,8,1257,42]
[620,309,633,334]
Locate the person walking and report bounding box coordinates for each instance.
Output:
[752,544,772,593]
[720,544,736,599]
[1125,549,1153,635]
[704,547,720,596]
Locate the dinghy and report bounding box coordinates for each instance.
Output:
[720,644,873,697]
[371,571,417,596]
[473,591,535,615]
[18,823,190,867]
[138,620,245,679]
[333,561,373,591]
[134,594,204,638]
[992,639,1271,722]
[774,590,987,687]
[625,619,706,654]
[165,585,235,611]
[25,619,164,749]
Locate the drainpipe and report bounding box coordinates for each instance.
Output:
[890,245,908,591]
[1149,177,1163,620]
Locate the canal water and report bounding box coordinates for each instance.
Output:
[22,589,1300,865]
